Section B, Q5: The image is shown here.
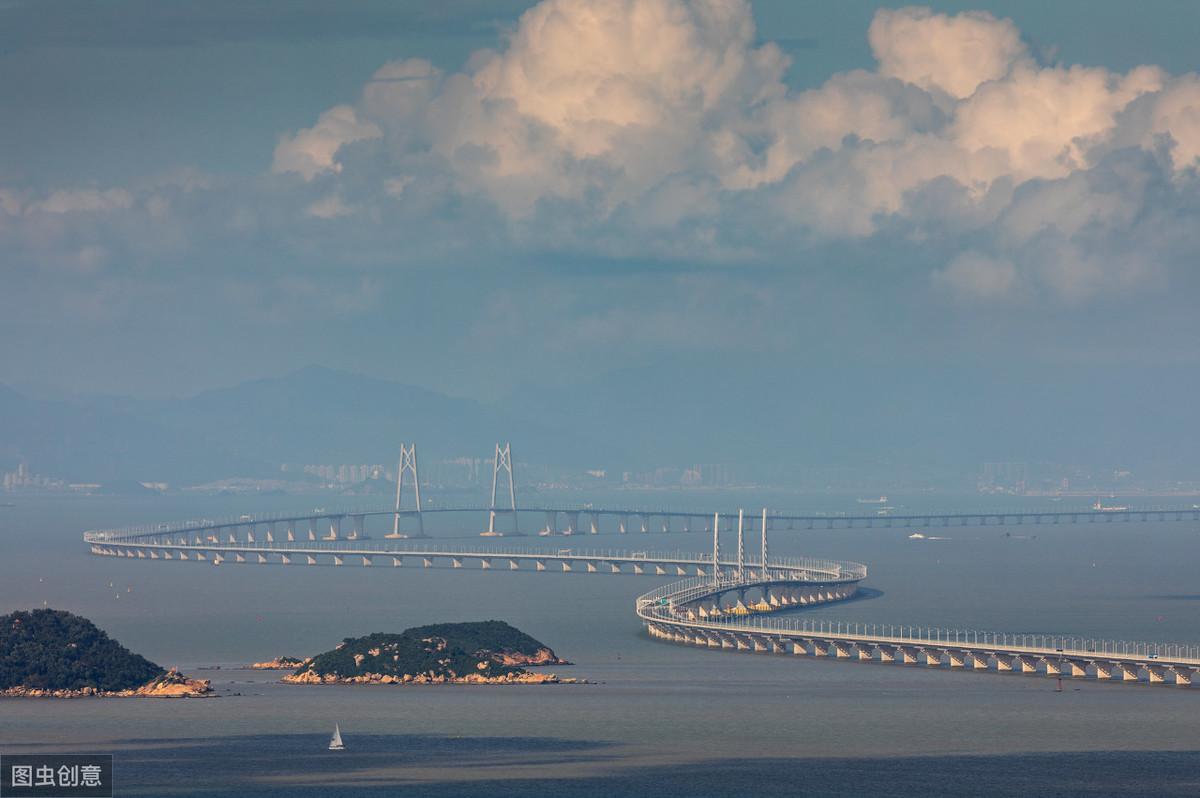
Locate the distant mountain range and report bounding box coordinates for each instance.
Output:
[1,363,1198,486]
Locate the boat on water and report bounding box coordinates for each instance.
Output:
[328,724,345,751]
[1092,499,1129,512]
[857,496,888,505]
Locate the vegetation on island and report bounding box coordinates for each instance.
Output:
[285,620,570,684]
[248,655,306,670]
[0,609,164,692]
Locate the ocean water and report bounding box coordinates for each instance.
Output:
[2,492,1200,796]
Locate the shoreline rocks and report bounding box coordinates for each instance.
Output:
[1,669,213,699]
[281,669,577,686]
[247,656,308,670]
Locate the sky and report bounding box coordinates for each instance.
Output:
[2,0,1200,401]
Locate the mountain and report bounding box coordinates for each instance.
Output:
[0,367,502,484]
[3,362,1200,487]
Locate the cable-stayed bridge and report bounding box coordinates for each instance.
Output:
[81,442,1200,688]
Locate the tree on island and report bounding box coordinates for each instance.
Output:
[0,609,164,692]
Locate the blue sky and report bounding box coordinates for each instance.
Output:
[2,0,1199,400]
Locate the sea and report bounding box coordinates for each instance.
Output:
[2,490,1200,796]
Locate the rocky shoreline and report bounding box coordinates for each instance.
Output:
[1,670,213,699]
[281,669,577,685]
[247,656,308,670]
[491,647,571,667]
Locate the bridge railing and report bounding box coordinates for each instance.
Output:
[81,503,1200,544]
[85,531,865,579]
[637,578,1200,664]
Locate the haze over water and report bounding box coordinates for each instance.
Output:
[5,493,1200,795]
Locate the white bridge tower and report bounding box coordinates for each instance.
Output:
[485,442,520,536]
[388,443,425,538]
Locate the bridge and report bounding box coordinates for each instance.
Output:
[84,506,1200,689]
[83,502,1200,543]
[637,579,1200,687]
[79,443,1200,689]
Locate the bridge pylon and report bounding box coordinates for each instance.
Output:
[712,512,721,585]
[484,442,521,536]
[736,509,745,579]
[760,507,768,578]
[387,443,426,539]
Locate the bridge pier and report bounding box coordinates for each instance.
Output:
[921,649,941,667]
[1069,660,1088,678]
[588,512,600,534]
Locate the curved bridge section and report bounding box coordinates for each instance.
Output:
[637,577,1200,687]
[83,526,864,587]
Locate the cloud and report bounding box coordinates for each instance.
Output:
[9,1,1200,318]
[272,105,382,180]
[29,188,134,214]
[934,252,1017,299]
[868,7,1027,100]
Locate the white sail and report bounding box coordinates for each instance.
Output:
[328,723,345,750]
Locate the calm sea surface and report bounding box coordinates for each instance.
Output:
[2,492,1200,796]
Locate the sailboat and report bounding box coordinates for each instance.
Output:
[328,723,345,751]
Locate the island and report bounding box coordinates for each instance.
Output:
[283,620,575,685]
[0,609,211,698]
[247,656,307,670]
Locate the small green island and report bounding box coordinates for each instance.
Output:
[283,620,575,685]
[248,655,307,670]
[0,609,211,698]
